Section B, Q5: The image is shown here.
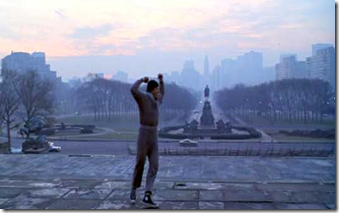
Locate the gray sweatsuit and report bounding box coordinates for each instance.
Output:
[130,78,164,192]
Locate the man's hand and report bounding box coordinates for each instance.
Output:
[158,73,163,82]
[143,77,149,83]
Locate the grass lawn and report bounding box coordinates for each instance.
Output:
[58,116,140,132]
[70,132,138,140]
[238,114,335,129]
[264,129,335,143]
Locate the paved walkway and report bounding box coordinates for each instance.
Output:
[0,154,335,209]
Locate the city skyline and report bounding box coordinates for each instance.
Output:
[0,43,334,90]
[0,0,335,80]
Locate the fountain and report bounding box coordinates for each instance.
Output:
[159,85,262,140]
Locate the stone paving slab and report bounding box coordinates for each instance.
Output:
[0,188,27,199]
[0,199,8,206]
[0,155,335,184]
[255,183,336,192]
[223,202,277,209]
[95,200,141,210]
[157,201,198,209]
[18,188,70,199]
[274,203,329,209]
[63,189,112,200]
[153,190,199,201]
[222,190,271,202]
[199,201,224,209]
[0,197,55,210]
[45,199,101,210]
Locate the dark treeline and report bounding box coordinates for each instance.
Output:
[75,78,198,122]
[215,78,335,124]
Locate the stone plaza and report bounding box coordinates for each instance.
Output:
[0,154,335,209]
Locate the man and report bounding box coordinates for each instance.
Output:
[130,74,164,208]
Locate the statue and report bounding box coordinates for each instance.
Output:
[204,85,210,101]
[21,117,50,153]
[19,117,44,139]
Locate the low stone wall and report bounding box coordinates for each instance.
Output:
[0,142,9,154]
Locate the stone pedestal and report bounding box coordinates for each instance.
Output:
[0,142,10,154]
[22,139,49,154]
[200,101,215,127]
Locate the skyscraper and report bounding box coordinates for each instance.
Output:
[179,60,201,90]
[203,54,210,88]
[275,55,306,80]
[312,43,333,56]
[306,46,335,90]
[1,51,59,81]
[204,54,209,77]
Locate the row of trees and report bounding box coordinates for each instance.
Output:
[0,70,55,151]
[215,78,335,124]
[74,78,198,122]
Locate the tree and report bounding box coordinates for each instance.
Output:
[0,70,20,152]
[14,71,55,139]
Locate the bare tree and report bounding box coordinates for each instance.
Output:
[14,71,55,139]
[0,70,20,152]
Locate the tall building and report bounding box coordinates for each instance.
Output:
[312,43,333,56]
[179,60,201,90]
[275,55,306,80]
[183,60,195,71]
[204,54,209,77]
[280,53,297,62]
[203,54,210,87]
[1,51,60,81]
[236,51,263,86]
[220,51,263,88]
[221,58,237,88]
[306,46,335,90]
[211,65,222,91]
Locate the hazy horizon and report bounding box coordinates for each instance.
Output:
[0,0,335,81]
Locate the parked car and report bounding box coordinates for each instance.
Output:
[48,142,61,152]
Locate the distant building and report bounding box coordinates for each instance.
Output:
[183,60,195,71]
[260,66,275,83]
[204,55,209,77]
[179,60,201,90]
[221,58,237,88]
[203,55,210,86]
[1,51,63,87]
[275,55,306,80]
[312,43,333,56]
[280,53,297,62]
[1,51,59,81]
[237,51,263,85]
[112,70,128,82]
[306,46,335,90]
[220,51,263,87]
[211,65,222,91]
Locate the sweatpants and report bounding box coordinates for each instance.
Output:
[132,125,159,192]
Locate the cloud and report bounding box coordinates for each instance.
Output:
[70,24,115,40]
[0,27,20,40]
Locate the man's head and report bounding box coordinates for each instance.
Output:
[147,80,159,100]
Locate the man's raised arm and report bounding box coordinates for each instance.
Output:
[131,77,148,102]
[158,74,165,104]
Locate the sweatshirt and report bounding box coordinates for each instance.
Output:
[130,78,165,127]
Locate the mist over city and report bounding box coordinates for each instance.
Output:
[0,0,336,210]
